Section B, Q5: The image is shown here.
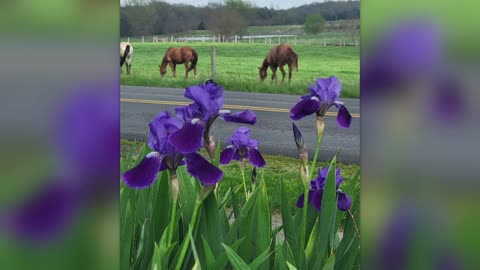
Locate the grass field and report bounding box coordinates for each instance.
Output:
[120,42,359,97]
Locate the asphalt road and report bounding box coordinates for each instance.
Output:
[121,86,360,164]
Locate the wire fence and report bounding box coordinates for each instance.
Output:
[121,32,359,47]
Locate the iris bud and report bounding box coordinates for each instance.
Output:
[292,123,308,167]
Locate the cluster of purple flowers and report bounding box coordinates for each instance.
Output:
[296,167,352,211]
[122,80,261,189]
[290,76,353,212]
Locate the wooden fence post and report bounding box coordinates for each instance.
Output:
[294,36,297,45]
[235,35,237,44]
[142,36,144,43]
[211,46,217,80]
[127,37,130,43]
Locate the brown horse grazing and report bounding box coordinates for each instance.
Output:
[259,44,298,83]
[159,47,198,78]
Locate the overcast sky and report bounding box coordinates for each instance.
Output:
[120,0,346,10]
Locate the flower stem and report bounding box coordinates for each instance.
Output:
[300,185,309,252]
[300,116,325,266]
[175,198,202,270]
[348,209,361,240]
[168,172,179,247]
[167,198,177,247]
[239,163,248,201]
[308,116,325,180]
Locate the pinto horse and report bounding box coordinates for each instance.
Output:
[120,42,133,75]
[259,44,298,83]
[159,47,198,78]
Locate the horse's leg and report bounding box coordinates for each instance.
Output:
[270,66,277,84]
[288,64,293,84]
[279,65,286,84]
[126,61,131,75]
[168,61,175,78]
[185,63,189,79]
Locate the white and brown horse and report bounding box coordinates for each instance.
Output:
[120,42,133,75]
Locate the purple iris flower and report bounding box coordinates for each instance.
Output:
[219,127,266,168]
[290,76,352,128]
[361,19,442,97]
[1,82,120,243]
[122,110,223,187]
[173,81,257,156]
[296,167,351,211]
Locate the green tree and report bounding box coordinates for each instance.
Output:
[197,21,206,30]
[304,14,326,34]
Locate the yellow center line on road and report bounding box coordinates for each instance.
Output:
[121,98,361,118]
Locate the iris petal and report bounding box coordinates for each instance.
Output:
[159,159,168,171]
[186,153,224,185]
[184,85,211,109]
[296,190,315,208]
[335,168,344,189]
[337,191,352,211]
[336,104,352,128]
[248,148,266,168]
[326,76,342,101]
[122,152,162,189]
[168,122,203,154]
[296,193,305,208]
[311,190,324,210]
[220,147,236,165]
[222,110,257,125]
[233,150,241,160]
[4,180,78,241]
[290,97,320,120]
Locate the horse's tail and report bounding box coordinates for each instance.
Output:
[120,45,131,67]
[292,51,299,71]
[188,50,198,71]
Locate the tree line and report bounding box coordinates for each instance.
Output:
[121,0,360,37]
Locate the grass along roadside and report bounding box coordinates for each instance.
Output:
[120,42,359,98]
[121,139,360,210]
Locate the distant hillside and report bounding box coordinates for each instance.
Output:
[121,0,359,37]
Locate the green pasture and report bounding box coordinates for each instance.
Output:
[120,42,359,98]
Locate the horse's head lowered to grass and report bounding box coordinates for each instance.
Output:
[159,64,167,77]
[258,61,268,82]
